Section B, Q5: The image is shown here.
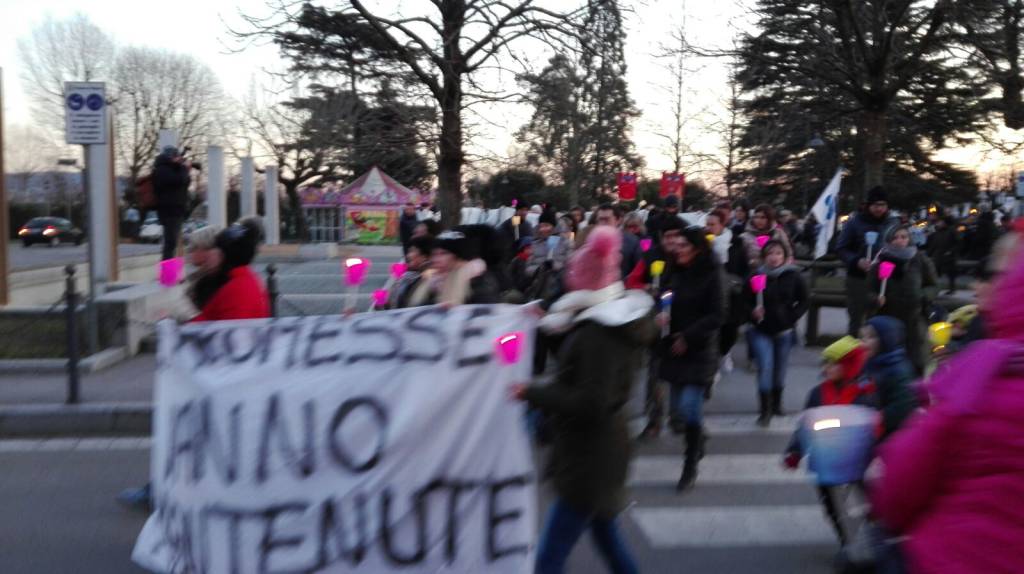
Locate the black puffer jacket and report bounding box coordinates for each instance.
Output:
[151,154,191,217]
[660,252,725,387]
[744,265,809,335]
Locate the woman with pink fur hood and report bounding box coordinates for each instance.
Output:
[869,228,1024,573]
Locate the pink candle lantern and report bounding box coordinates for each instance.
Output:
[878,261,896,297]
[756,235,770,250]
[344,258,371,287]
[390,262,408,280]
[878,261,896,280]
[157,257,184,287]
[495,332,525,365]
[750,274,767,293]
[640,238,653,252]
[371,289,389,309]
[750,273,767,312]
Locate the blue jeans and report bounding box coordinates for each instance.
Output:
[748,328,796,394]
[676,385,704,426]
[535,498,639,574]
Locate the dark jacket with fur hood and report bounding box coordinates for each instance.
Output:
[524,284,656,518]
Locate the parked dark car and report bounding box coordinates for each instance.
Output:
[17,217,84,247]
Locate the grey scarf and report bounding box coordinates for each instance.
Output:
[881,245,918,261]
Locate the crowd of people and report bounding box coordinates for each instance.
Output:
[136,164,1023,573]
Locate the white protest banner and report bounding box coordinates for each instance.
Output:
[133,305,538,573]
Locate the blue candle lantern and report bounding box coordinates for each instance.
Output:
[660,290,673,312]
[799,405,879,486]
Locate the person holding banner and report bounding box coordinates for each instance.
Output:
[744,240,809,426]
[836,186,898,336]
[181,225,223,317]
[118,218,269,510]
[408,227,502,306]
[869,225,938,374]
[387,235,434,309]
[659,227,725,491]
[191,218,270,322]
[512,226,656,574]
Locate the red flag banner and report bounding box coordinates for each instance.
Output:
[660,172,686,198]
[617,172,638,201]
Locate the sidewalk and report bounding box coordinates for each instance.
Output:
[0,355,154,406]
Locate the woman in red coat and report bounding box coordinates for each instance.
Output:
[191,218,270,322]
[118,219,268,510]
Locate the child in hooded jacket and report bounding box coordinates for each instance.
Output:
[783,336,879,548]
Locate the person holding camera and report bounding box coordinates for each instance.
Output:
[152,146,192,261]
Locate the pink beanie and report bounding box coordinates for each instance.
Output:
[566,226,622,292]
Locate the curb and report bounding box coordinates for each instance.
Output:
[0,402,151,438]
[0,347,130,376]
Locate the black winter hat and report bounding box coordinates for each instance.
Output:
[435,230,470,260]
[866,186,889,205]
[216,218,263,269]
[659,213,686,235]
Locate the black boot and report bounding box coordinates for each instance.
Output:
[757,393,772,427]
[677,425,702,492]
[771,388,786,416]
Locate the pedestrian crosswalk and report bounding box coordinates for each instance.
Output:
[620,414,839,556]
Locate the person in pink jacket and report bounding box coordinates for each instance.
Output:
[869,229,1024,574]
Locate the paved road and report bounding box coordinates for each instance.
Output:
[254,249,406,316]
[7,243,161,271]
[0,337,839,573]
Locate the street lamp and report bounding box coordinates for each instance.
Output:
[805,134,827,212]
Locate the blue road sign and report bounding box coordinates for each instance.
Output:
[66,93,84,111]
[85,93,104,111]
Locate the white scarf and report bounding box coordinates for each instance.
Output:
[539,282,654,335]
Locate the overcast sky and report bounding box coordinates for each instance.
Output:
[0,0,1017,185]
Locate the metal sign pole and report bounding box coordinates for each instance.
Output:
[0,68,9,307]
[84,143,98,355]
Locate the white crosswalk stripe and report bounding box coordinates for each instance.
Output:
[629,454,804,485]
[625,415,837,550]
[631,506,836,548]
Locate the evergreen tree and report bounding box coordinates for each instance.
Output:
[517,0,641,207]
[734,0,986,209]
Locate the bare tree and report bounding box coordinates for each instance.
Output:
[242,83,354,240]
[4,124,61,204]
[653,27,701,175]
[111,47,227,185]
[17,14,116,136]
[242,1,585,226]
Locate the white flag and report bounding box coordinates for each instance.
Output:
[810,168,845,259]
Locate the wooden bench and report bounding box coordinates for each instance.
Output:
[799,259,974,346]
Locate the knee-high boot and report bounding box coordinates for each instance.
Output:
[677,424,702,492]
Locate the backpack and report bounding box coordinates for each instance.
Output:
[136,175,156,210]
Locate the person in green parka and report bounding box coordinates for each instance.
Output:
[512,226,657,574]
[870,225,938,374]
